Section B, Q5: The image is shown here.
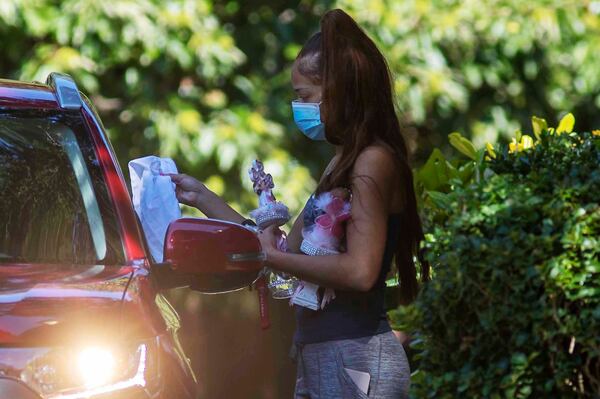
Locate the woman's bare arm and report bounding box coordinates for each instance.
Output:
[285,209,305,253]
[259,146,395,292]
[170,174,245,223]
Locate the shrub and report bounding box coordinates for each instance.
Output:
[390,117,600,398]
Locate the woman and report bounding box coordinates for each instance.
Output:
[171,9,428,398]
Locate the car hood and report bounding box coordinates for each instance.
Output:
[0,264,134,345]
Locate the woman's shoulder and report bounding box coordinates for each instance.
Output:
[351,143,401,211]
[353,143,397,177]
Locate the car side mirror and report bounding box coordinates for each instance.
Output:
[157,218,264,293]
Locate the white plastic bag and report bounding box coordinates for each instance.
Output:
[128,156,181,262]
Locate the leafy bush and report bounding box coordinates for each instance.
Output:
[391,117,600,397]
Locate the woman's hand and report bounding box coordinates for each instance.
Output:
[169,174,209,207]
[258,225,280,265]
[170,173,245,224]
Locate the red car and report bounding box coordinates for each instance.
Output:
[0,73,264,399]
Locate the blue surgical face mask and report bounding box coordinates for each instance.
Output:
[291,101,326,141]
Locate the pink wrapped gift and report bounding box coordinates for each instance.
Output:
[292,189,352,310]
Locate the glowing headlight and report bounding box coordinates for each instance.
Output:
[77,347,116,389]
[20,340,155,399]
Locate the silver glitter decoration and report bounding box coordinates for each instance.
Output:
[267,271,298,299]
[300,240,339,257]
[254,210,290,230]
[248,159,298,299]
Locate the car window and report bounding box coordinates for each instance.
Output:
[0,110,125,265]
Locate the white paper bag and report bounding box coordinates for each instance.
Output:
[128,156,181,262]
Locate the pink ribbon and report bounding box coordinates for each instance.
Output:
[314,196,351,239]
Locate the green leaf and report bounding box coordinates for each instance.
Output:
[511,352,528,367]
[446,161,460,181]
[448,132,477,160]
[416,148,451,191]
[457,162,475,183]
[426,190,453,211]
[515,130,522,142]
[485,143,496,159]
[531,116,547,140]
[385,277,399,287]
[556,113,575,134]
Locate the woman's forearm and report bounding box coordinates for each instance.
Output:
[284,210,305,254]
[195,190,245,224]
[267,250,374,292]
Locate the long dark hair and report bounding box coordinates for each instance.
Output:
[296,9,429,304]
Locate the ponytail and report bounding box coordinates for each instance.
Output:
[296,9,430,303]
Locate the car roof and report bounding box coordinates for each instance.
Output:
[0,78,60,110]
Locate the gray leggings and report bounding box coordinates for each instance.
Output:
[293,331,410,398]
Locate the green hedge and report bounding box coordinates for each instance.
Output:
[391,118,600,397]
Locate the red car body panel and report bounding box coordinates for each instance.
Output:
[0,78,198,398]
[0,264,134,346]
[82,104,146,261]
[0,80,59,109]
[165,217,262,273]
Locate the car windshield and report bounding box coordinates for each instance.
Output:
[0,110,124,265]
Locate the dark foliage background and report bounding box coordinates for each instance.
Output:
[392,125,600,397]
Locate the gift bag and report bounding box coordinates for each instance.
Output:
[291,190,352,310]
[128,156,181,262]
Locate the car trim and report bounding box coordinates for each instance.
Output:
[227,252,267,262]
[46,73,83,110]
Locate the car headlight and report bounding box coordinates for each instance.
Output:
[77,346,118,389]
[20,340,157,399]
